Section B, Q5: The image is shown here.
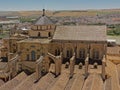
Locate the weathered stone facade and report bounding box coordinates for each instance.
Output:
[0,9,107,68]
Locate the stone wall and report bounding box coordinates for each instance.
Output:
[29,25,55,38]
[18,42,49,61]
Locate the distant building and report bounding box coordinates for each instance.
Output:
[6,16,19,20]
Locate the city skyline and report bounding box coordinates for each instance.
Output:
[0,0,120,11]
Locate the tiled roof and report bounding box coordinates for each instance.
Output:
[53,25,107,42]
[0,62,119,90]
[0,72,27,90]
[34,16,53,25]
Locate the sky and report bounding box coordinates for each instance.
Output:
[0,0,120,11]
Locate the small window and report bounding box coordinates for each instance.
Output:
[48,32,51,37]
[38,32,41,37]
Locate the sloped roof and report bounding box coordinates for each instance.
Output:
[53,25,107,42]
[34,15,53,25]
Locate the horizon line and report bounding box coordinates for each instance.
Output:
[0,8,120,12]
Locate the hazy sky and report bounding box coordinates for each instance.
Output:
[0,0,120,11]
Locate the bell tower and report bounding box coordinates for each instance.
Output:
[29,9,56,38]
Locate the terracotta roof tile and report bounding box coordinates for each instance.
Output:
[0,72,27,90]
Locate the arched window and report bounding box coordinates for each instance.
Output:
[48,32,51,37]
[93,49,99,60]
[38,32,41,37]
[79,49,85,59]
[31,51,36,61]
[66,48,72,58]
[55,48,60,56]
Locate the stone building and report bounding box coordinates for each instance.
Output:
[0,9,107,66]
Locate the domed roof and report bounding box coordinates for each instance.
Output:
[34,9,54,25]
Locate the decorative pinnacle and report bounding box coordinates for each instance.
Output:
[42,9,45,16]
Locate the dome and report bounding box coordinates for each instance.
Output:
[34,9,54,25]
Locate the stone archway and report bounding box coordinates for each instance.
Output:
[79,48,85,59]
[47,53,62,77]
